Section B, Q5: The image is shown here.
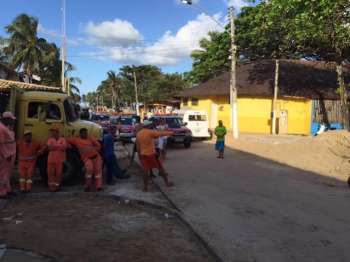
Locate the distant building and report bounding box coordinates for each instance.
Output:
[179,60,350,135]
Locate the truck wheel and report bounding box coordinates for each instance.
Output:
[37,153,48,183]
[63,148,84,184]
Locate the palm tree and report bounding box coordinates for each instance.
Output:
[5,14,51,82]
[107,70,121,110]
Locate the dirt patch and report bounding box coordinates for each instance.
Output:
[227,131,350,182]
[0,194,214,262]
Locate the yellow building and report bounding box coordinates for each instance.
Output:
[180,60,346,135]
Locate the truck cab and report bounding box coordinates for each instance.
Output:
[0,79,102,181]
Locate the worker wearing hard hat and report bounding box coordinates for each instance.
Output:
[17,130,43,193]
[46,124,67,192]
[0,112,17,199]
[67,128,103,192]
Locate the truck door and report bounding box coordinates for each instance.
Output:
[24,101,64,143]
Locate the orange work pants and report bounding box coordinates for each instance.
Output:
[18,160,36,192]
[84,156,102,190]
[47,161,64,192]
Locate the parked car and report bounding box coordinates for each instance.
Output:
[180,110,211,139]
[150,116,192,148]
[91,114,111,132]
[110,115,137,142]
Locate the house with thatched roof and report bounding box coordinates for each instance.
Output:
[179,60,350,135]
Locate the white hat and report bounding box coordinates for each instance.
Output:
[2,111,16,120]
[143,120,153,126]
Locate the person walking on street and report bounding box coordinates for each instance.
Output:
[68,128,103,192]
[0,112,17,199]
[136,120,174,192]
[214,120,227,159]
[17,130,43,193]
[103,126,129,185]
[46,125,67,192]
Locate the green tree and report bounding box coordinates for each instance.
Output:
[4,14,52,82]
[269,0,350,129]
[185,31,230,84]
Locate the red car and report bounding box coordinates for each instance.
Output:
[150,116,192,148]
[110,116,137,142]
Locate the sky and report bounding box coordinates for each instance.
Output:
[0,0,253,94]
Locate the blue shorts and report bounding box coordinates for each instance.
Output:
[215,141,225,152]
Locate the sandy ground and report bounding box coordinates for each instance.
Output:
[157,141,350,262]
[0,194,214,262]
[227,131,350,182]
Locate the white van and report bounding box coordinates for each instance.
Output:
[181,110,211,138]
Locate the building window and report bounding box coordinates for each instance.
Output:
[183,98,188,106]
[191,98,199,106]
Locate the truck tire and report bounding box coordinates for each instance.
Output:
[37,153,48,183]
[63,148,84,184]
[37,149,84,184]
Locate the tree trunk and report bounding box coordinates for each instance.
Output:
[336,63,350,131]
[272,59,280,135]
[111,85,116,110]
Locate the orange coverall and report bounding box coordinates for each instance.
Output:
[17,140,42,191]
[68,137,102,190]
[0,123,16,197]
[47,137,67,191]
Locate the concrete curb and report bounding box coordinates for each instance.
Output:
[152,181,224,262]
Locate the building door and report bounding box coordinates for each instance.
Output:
[210,102,218,129]
[278,110,288,134]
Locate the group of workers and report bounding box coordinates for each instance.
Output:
[0,109,227,199]
[0,111,130,199]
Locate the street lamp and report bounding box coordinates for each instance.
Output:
[181,1,239,139]
[181,0,192,5]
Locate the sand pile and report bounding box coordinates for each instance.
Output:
[228,131,350,182]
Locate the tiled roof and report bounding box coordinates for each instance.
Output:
[179,60,350,100]
[0,79,61,92]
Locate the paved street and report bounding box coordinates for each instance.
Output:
[158,141,350,262]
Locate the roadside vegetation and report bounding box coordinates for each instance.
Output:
[0,14,81,101]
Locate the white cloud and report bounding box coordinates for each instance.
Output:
[224,0,250,10]
[88,13,223,66]
[38,24,80,46]
[85,19,142,46]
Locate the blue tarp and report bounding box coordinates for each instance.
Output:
[311,122,343,136]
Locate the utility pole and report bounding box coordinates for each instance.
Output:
[133,71,140,116]
[229,7,239,139]
[61,0,66,92]
[272,59,280,134]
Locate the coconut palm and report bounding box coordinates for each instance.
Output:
[107,71,121,110]
[5,14,51,82]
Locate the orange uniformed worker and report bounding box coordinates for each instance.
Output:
[46,124,67,192]
[67,128,102,192]
[17,130,43,192]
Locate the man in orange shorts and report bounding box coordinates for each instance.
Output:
[17,130,43,193]
[46,125,67,192]
[136,120,174,192]
[67,128,102,192]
